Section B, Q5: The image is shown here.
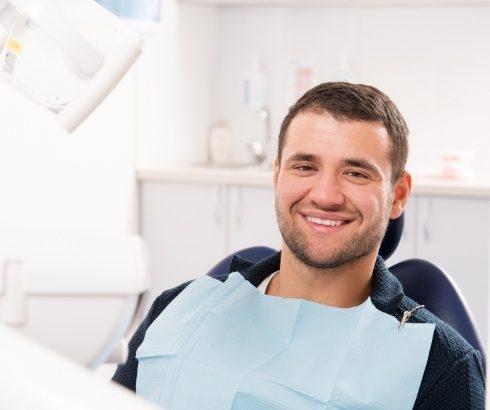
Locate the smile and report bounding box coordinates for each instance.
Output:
[305,216,347,226]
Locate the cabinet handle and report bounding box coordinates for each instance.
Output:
[401,227,408,241]
[423,199,432,242]
[235,188,243,228]
[214,186,223,225]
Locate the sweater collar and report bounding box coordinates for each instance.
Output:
[230,252,405,313]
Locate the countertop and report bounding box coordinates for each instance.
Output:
[138,166,490,199]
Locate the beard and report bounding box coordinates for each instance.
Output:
[275,198,392,270]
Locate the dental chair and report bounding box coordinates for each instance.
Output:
[206,213,486,370]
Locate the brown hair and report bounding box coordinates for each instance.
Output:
[277,82,409,184]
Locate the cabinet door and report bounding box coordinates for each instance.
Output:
[416,196,490,342]
[141,181,227,297]
[227,186,282,254]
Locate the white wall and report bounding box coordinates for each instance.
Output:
[136,1,218,168]
[0,0,217,240]
[210,5,490,178]
[0,68,138,234]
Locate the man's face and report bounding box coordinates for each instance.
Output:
[273,110,406,270]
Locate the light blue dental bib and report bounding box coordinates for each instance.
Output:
[136,273,434,409]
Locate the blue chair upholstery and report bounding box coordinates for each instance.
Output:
[207,246,276,278]
[206,214,486,367]
[389,258,486,369]
[379,212,404,260]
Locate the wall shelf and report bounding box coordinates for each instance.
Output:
[180,0,490,6]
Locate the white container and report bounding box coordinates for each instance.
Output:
[288,59,315,104]
[442,150,475,180]
[209,121,232,165]
[244,56,267,110]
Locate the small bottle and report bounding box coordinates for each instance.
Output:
[442,150,475,180]
[287,59,316,104]
[244,56,267,110]
[208,121,232,166]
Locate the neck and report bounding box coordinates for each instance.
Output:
[267,246,376,308]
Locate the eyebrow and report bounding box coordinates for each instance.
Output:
[284,152,319,165]
[343,158,382,176]
[285,153,382,176]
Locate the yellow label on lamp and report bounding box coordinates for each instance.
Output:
[6,38,24,54]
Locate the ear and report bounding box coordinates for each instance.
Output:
[273,159,280,191]
[389,171,412,219]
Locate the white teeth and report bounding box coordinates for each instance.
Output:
[306,216,344,226]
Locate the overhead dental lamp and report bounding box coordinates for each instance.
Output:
[0,0,149,367]
[0,0,143,132]
[0,1,157,408]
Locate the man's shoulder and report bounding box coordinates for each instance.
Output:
[373,258,484,368]
[144,251,280,331]
[404,295,485,409]
[410,299,479,360]
[111,273,236,390]
[147,273,232,326]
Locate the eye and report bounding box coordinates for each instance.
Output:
[345,170,369,179]
[293,164,316,172]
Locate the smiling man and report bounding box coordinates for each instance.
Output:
[271,108,407,308]
[113,83,485,409]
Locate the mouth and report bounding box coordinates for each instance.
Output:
[302,212,357,232]
[305,216,348,227]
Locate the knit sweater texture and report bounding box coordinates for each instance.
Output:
[112,252,485,409]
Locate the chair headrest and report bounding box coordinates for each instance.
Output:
[379,213,404,260]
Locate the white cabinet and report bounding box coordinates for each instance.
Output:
[141,181,280,296]
[141,181,227,296]
[415,196,490,342]
[387,195,490,342]
[228,186,281,253]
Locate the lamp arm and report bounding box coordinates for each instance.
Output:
[8,0,103,76]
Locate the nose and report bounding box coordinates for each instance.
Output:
[308,172,345,210]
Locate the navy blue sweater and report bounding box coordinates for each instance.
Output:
[113,253,485,409]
